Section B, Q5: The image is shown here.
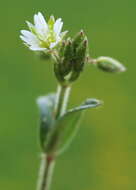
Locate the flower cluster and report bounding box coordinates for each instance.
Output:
[54,31,88,85]
[20,12,126,84]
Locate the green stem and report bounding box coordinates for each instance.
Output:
[37,84,71,190]
[55,85,71,118]
[37,154,55,190]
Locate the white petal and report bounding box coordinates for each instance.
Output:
[38,12,47,26]
[50,42,57,49]
[20,33,39,46]
[54,18,63,35]
[50,38,61,48]
[26,21,34,30]
[34,14,40,28]
[20,30,40,47]
[20,35,30,44]
[20,35,38,46]
[21,30,36,39]
[29,46,47,51]
[34,13,48,37]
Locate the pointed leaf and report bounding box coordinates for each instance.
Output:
[37,93,56,150]
[68,98,103,113]
[45,98,102,155]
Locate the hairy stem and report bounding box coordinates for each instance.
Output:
[55,85,71,118]
[37,154,55,190]
[37,84,71,190]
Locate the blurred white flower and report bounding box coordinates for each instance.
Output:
[20,12,67,51]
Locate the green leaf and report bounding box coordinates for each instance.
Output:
[68,98,102,113]
[45,98,102,155]
[36,93,56,150]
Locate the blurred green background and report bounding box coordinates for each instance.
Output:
[0,0,135,189]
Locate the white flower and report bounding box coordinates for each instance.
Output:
[20,12,67,51]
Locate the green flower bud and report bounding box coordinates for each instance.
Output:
[63,38,73,62]
[54,39,73,84]
[72,30,85,51]
[61,39,73,76]
[59,40,66,58]
[54,31,89,85]
[54,62,65,83]
[69,36,88,82]
[73,37,88,72]
[95,56,126,73]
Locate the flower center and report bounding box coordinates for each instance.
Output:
[39,31,56,48]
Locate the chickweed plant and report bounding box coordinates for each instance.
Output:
[20,12,126,190]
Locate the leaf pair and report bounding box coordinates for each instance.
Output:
[37,94,102,156]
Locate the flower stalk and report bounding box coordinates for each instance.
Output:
[55,85,71,118]
[37,154,55,190]
[37,84,71,190]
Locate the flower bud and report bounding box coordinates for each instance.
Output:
[73,37,88,72]
[54,31,89,85]
[72,30,85,51]
[61,39,73,76]
[59,41,66,58]
[95,56,126,73]
[54,39,73,84]
[63,38,73,62]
